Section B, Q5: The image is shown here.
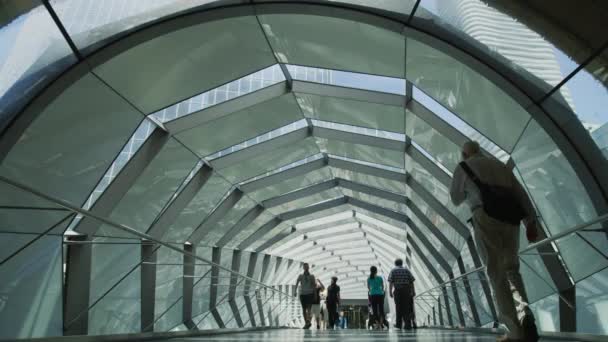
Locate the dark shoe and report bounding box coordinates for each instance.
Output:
[393,324,401,329]
[496,335,524,342]
[522,315,539,342]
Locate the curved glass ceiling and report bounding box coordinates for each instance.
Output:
[1,0,607,339]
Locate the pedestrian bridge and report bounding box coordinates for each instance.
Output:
[0,0,607,341]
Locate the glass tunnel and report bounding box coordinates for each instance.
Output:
[0,0,607,340]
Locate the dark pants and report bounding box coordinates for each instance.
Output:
[326,302,338,328]
[394,288,413,328]
[300,294,314,324]
[370,294,384,325]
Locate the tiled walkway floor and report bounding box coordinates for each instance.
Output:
[167,329,564,341]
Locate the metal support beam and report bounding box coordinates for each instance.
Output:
[407,235,453,326]
[165,81,289,133]
[244,252,259,327]
[255,229,301,254]
[314,126,406,151]
[188,189,244,245]
[407,99,468,149]
[228,250,244,327]
[262,179,338,208]
[147,165,213,239]
[182,243,196,329]
[407,221,465,326]
[407,175,470,238]
[76,128,170,235]
[210,126,310,169]
[216,204,265,248]
[63,234,92,335]
[141,242,157,332]
[329,157,407,182]
[279,197,347,221]
[560,286,576,332]
[339,178,406,203]
[348,196,408,223]
[209,247,221,310]
[240,157,327,193]
[406,144,451,188]
[238,217,282,250]
[292,80,405,107]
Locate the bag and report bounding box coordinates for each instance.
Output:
[460,162,526,225]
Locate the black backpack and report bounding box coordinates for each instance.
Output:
[459,162,526,225]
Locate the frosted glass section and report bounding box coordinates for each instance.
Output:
[297,93,405,133]
[89,238,141,305]
[530,293,559,333]
[259,13,405,78]
[0,182,72,234]
[93,16,275,113]
[50,0,228,51]
[95,139,198,237]
[225,211,275,249]
[203,197,257,247]
[216,138,320,183]
[192,264,213,319]
[0,236,62,340]
[177,94,303,156]
[406,109,461,172]
[318,138,404,169]
[162,174,232,243]
[0,2,76,128]
[0,73,141,208]
[576,267,608,335]
[512,119,596,235]
[154,247,183,331]
[152,64,285,123]
[271,188,344,215]
[247,168,333,202]
[88,267,141,334]
[406,38,530,151]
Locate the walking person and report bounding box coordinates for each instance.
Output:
[295,263,316,329]
[367,266,385,329]
[311,279,325,329]
[388,259,415,330]
[450,141,540,342]
[325,276,340,329]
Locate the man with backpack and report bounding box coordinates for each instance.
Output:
[450,141,540,342]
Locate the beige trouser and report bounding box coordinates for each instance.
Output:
[472,209,534,339]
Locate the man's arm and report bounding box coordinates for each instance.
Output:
[295,275,301,288]
[318,279,325,290]
[511,172,539,241]
[337,287,341,305]
[450,165,466,206]
[389,282,394,298]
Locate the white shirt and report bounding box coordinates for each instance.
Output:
[450,154,536,222]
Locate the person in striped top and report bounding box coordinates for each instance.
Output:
[388,258,415,329]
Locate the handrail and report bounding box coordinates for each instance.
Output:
[519,213,608,254]
[0,175,295,299]
[415,215,608,302]
[414,266,485,298]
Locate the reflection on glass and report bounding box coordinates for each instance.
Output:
[50,0,224,52]
[414,0,578,97]
[543,50,608,160]
[0,2,75,127]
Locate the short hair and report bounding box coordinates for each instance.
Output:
[303,263,309,267]
[463,140,481,155]
[395,258,403,266]
[331,276,338,282]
